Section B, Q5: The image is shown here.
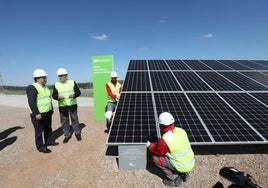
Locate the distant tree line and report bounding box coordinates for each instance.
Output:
[2,80,124,91]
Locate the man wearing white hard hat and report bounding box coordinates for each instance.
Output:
[26,69,59,153]
[104,71,122,133]
[147,112,195,187]
[52,68,81,143]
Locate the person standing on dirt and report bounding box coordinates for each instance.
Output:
[104,71,122,133]
[146,112,195,187]
[52,68,81,143]
[26,69,59,154]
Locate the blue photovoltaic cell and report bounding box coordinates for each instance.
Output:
[150,71,182,91]
[122,72,150,91]
[107,93,157,144]
[240,72,268,87]
[148,60,169,70]
[173,72,211,91]
[187,93,264,142]
[219,72,268,91]
[200,60,232,70]
[218,60,251,70]
[197,72,242,91]
[154,93,212,143]
[251,60,268,68]
[250,93,268,106]
[235,60,268,70]
[220,93,268,140]
[127,60,148,70]
[183,60,212,70]
[166,60,191,70]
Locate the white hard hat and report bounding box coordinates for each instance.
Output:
[105,111,113,120]
[33,69,47,78]
[158,112,175,126]
[110,71,117,78]
[57,68,68,76]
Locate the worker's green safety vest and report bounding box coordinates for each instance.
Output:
[31,83,52,113]
[107,82,121,103]
[55,80,77,107]
[163,127,195,172]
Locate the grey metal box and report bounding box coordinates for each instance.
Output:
[118,145,147,169]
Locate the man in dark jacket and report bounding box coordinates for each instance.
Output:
[26,69,59,153]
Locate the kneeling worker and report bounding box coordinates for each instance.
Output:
[147,112,195,187]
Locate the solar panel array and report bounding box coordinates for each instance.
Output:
[107,60,268,145]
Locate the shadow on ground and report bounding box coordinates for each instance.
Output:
[0,126,24,151]
[52,123,86,141]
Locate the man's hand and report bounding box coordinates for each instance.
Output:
[35,114,42,120]
[146,140,151,148]
[69,94,75,98]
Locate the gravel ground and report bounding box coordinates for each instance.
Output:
[0,94,267,188]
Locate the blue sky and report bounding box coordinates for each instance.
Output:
[0,0,268,86]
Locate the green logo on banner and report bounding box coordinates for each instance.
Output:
[91,55,114,121]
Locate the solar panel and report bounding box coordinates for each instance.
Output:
[200,60,232,70]
[218,60,252,70]
[219,72,268,91]
[173,72,212,91]
[240,72,268,87]
[150,71,181,91]
[107,59,268,146]
[154,93,212,143]
[196,72,242,91]
[107,93,157,144]
[235,60,268,70]
[187,93,263,143]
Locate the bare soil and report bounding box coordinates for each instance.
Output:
[0,94,267,188]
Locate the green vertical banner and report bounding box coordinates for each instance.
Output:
[91,55,114,121]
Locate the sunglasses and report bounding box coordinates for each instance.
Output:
[58,74,67,77]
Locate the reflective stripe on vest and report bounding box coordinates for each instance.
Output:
[55,80,77,107]
[31,83,52,113]
[163,128,195,172]
[107,82,121,103]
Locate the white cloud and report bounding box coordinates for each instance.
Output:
[159,20,168,23]
[204,34,213,38]
[91,33,108,41]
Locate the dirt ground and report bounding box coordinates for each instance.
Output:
[0,94,267,188]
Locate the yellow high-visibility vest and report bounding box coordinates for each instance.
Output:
[107,82,121,103]
[163,127,195,172]
[55,80,77,107]
[31,83,52,113]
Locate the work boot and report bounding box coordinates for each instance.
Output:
[163,176,182,187]
[63,136,71,143]
[75,133,82,141]
[180,172,190,182]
